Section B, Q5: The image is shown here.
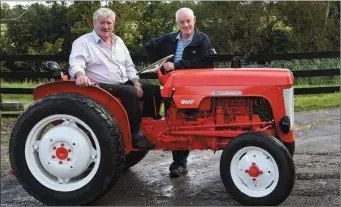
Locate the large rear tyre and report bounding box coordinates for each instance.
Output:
[9,93,125,205]
[123,151,149,171]
[220,132,295,206]
[283,141,295,157]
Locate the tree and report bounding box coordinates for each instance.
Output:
[1,2,13,19]
[276,1,340,51]
[1,0,340,59]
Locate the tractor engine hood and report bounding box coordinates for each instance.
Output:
[165,68,294,87]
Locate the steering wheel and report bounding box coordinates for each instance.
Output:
[136,54,174,75]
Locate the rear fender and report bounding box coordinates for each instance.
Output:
[33,81,132,154]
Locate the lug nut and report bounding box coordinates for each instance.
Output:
[252,178,256,181]
[53,146,56,150]
[260,171,263,174]
[59,161,62,164]
[52,155,56,159]
[245,170,249,173]
[252,162,256,165]
[68,149,71,152]
[61,143,64,147]
[67,158,71,161]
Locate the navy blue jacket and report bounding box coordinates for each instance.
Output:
[144,28,213,69]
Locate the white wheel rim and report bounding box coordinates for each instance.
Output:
[230,146,279,197]
[25,114,101,192]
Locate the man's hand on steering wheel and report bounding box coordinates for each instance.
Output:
[136,54,174,75]
[163,62,175,72]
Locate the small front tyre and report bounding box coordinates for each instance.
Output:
[220,132,295,206]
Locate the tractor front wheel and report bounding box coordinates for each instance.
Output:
[220,132,295,206]
[9,93,125,205]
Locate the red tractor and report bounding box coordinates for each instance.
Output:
[9,55,295,206]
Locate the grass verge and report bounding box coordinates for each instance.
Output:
[294,92,340,111]
[1,81,340,112]
[1,90,339,112]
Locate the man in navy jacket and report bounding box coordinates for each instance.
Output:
[144,7,213,178]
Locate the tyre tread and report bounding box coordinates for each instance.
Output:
[9,93,125,205]
[220,132,295,206]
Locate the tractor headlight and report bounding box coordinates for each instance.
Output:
[282,87,294,130]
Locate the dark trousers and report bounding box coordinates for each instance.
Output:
[100,81,188,167]
[171,150,190,168]
[140,83,162,119]
[98,81,161,135]
[164,102,190,168]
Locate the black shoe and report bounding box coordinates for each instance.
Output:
[169,166,188,178]
[132,135,155,150]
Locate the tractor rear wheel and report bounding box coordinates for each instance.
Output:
[220,132,295,206]
[282,141,295,157]
[123,151,149,170]
[9,93,125,205]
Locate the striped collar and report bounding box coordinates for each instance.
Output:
[176,31,195,43]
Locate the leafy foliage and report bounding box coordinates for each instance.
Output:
[0,1,339,71]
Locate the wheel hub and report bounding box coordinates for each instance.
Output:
[38,124,95,179]
[25,114,102,192]
[236,150,277,191]
[247,165,262,177]
[55,147,68,160]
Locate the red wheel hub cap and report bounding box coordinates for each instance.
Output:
[56,147,68,160]
[248,165,261,177]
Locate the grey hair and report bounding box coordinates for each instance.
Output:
[93,8,116,21]
[175,7,194,22]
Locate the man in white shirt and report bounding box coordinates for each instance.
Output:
[69,7,157,150]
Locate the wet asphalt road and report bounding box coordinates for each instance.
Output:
[1,108,340,206]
